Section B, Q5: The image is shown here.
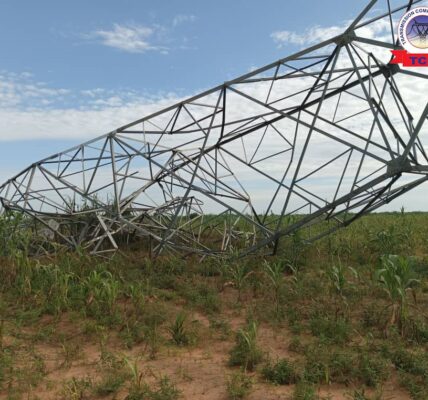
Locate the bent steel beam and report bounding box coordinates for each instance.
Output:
[1,0,428,257]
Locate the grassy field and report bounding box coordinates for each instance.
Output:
[1,212,428,399]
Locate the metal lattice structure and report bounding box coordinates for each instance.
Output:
[1,0,428,257]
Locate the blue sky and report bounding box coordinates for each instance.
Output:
[0,0,365,93]
[0,0,365,166]
[0,1,367,169]
[1,0,427,210]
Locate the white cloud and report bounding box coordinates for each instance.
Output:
[0,71,70,108]
[172,14,196,27]
[271,24,346,48]
[0,72,183,141]
[271,17,393,48]
[88,23,168,54]
[86,15,197,54]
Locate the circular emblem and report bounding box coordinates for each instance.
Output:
[398,7,428,53]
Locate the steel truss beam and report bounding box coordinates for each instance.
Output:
[1,0,428,257]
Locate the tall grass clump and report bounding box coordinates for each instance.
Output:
[229,321,262,371]
[375,255,419,335]
[263,261,286,317]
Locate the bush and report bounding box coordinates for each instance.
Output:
[309,315,350,344]
[304,347,354,384]
[403,317,428,344]
[228,322,263,371]
[126,375,180,400]
[398,372,428,400]
[292,381,318,400]
[179,282,220,314]
[355,353,389,387]
[390,348,428,376]
[226,372,252,399]
[262,358,299,385]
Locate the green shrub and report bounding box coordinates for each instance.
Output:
[355,353,389,387]
[398,372,428,400]
[262,358,299,385]
[126,375,180,400]
[168,312,191,346]
[292,381,318,400]
[228,322,262,371]
[83,269,121,321]
[210,318,231,340]
[226,372,252,399]
[119,317,146,348]
[369,225,410,256]
[309,315,350,344]
[180,282,220,314]
[304,347,354,384]
[403,317,428,344]
[390,348,428,376]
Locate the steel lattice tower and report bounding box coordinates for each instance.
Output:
[1,0,428,257]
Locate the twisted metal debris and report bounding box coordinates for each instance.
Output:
[1,0,428,257]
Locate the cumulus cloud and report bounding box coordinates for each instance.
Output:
[86,15,197,54]
[88,23,168,54]
[0,72,184,141]
[0,71,70,109]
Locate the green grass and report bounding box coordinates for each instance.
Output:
[228,321,263,371]
[168,312,192,346]
[262,358,299,385]
[226,372,252,400]
[0,212,428,398]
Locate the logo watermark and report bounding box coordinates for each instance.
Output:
[391,6,428,67]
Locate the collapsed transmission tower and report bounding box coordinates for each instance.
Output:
[1,0,428,257]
